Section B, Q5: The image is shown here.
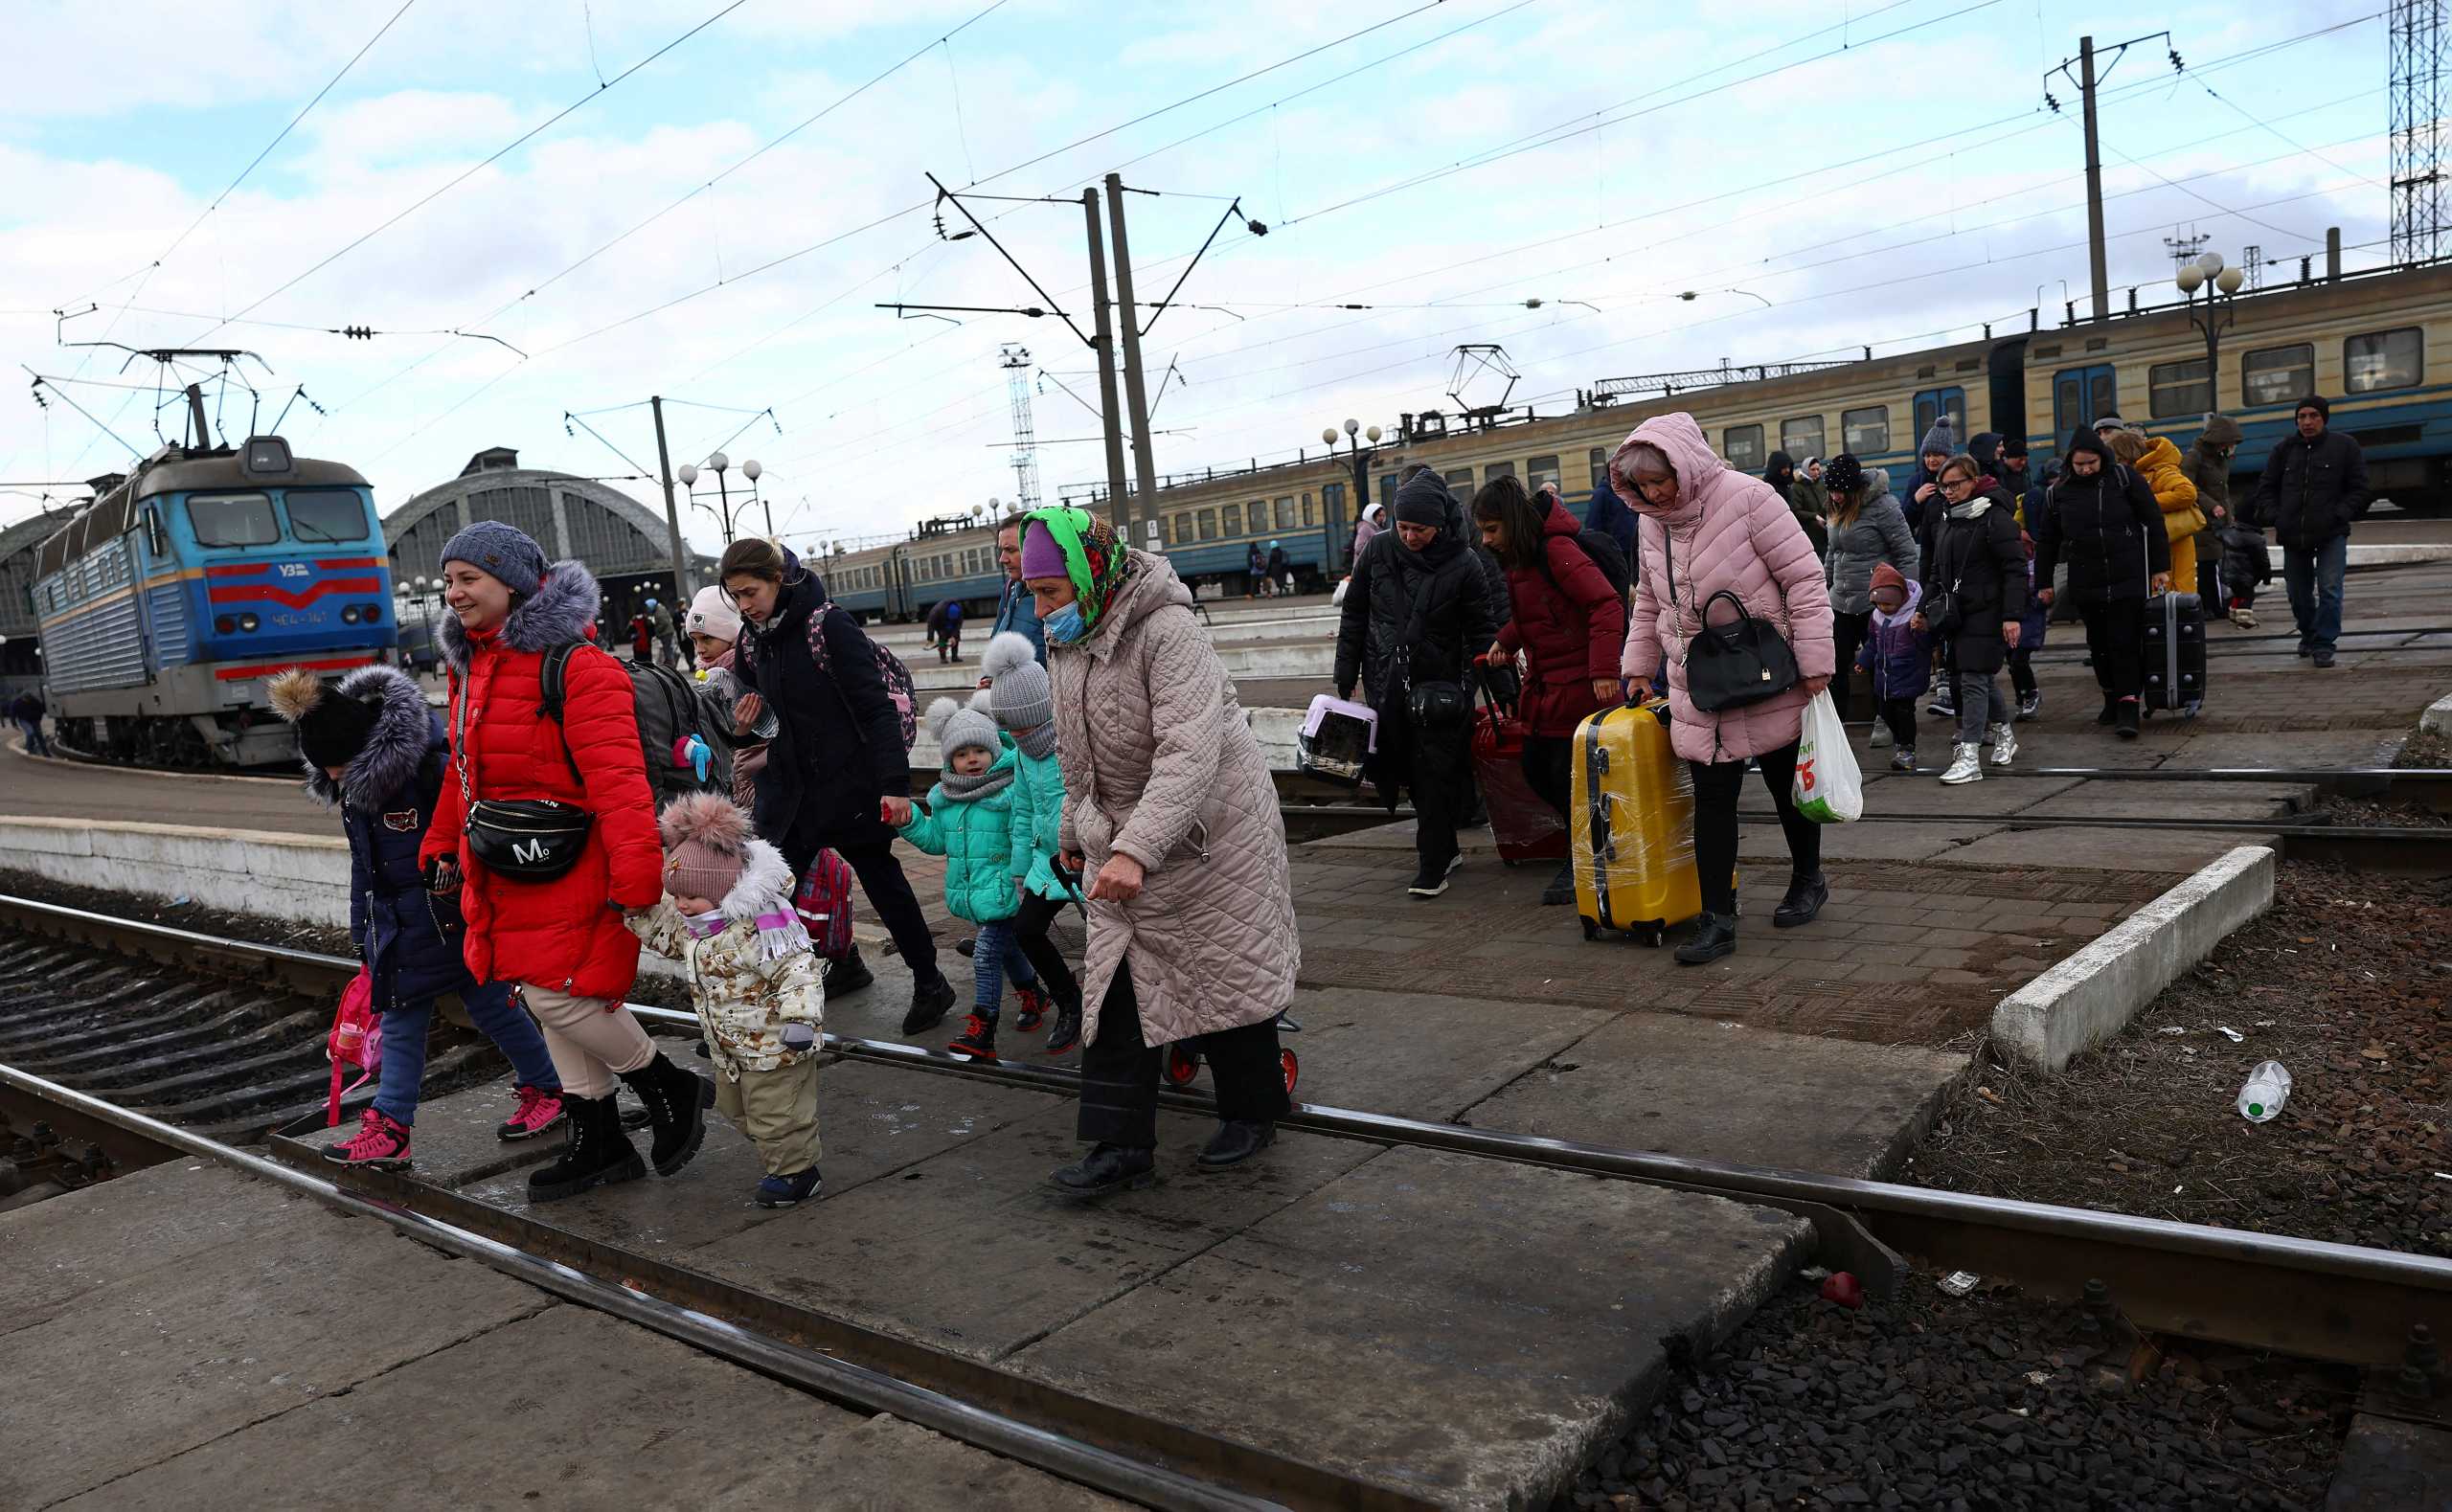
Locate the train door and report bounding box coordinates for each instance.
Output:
[1912,387,1966,445]
[2050,364,2118,440]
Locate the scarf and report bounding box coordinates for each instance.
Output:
[1022,506,1134,635]
[934,761,1015,803]
[1945,496,1992,522]
[1013,723,1056,759]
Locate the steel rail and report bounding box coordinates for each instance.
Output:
[6,895,2450,1366]
[0,1057,1346,1512]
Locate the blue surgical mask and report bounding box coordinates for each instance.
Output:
[1044,603,1084,643]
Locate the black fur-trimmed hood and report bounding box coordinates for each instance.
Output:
[439,556,602,674]
[305,664,444,812]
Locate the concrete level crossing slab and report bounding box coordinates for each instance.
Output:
[1006,1144,1813,1509]
[0,1158,306,1333]
[290,1071,556,1188]
[1274,983,1612,1121]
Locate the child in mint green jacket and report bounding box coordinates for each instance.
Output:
[884,695,1053,1059]
[985,631,1085,1053]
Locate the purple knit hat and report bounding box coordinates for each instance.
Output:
[1019,520,1068,580]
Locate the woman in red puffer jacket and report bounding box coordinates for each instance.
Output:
[1466,472,1627,906]
[419,521,707,1203]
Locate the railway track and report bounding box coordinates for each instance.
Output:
[6,891,2449,1397]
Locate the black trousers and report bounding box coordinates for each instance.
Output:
[783,830,941,984]
[1410,724,1471,872]
[2006,644,2036,699]
[1078,960,1288,1148]
[1010,891,1081,1012]
[1690,737,1820,918]
[1878,696,1919,750]
[2075,595,2146,700]
[1830,610,1872,723]
[1519,733,1574,822]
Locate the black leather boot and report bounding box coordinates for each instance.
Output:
[901,972,955,1035]
[1674,912,1738,965]
[617,1053,708,1176]
[1772,872,1828,929]
[828,944,874,995]
[1047,1142,1156,1196]
[1194,1119,1277,1172]
[2115,697,2141,740]
[528,1094,646,1202]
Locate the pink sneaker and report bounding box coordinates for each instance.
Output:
[325,1107,412,1169]
[496,1085,566,1142]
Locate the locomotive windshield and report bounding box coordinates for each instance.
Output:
[284,488,369,543]
[188,492,280,548]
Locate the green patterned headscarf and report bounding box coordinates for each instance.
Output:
[1020,506,1135,635]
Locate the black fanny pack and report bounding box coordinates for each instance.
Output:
[464,799,593,881]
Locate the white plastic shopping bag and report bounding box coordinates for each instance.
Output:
[1791,689,1862,824]
[1331,575,1350,608]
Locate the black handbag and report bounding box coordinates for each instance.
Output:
[1395,566,1471,732]
[1667,533,1800,713]
[453,671,594,883]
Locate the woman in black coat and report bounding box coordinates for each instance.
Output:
[2032,427,2171,737]
[1334,473,1502,897]
[721,537,954,1032]
[1916,454,2029,784]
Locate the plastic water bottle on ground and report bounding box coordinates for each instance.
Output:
[2236,1061,2292,1122]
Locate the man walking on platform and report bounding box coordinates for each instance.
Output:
[988,517,1045,667]
[2247,395,2369,668]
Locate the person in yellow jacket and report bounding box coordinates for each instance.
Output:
[2109,428,2204,596]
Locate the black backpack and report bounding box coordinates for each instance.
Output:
[1540,527,1633,602]
[538,643,718,809]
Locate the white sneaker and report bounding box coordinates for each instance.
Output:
[1988,722,2017,766]
[1940,743,1984,784]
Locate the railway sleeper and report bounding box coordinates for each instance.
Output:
[26,1007,326,1086]
[0,965,152,1018]
[87,1041,333,1105]
[30,998,315,1070]
[0,986,257,1050]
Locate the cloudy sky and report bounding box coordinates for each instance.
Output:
[0,1,2389,556]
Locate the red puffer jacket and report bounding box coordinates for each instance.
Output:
[1490,496,1628,735]
[420,558,664,1000]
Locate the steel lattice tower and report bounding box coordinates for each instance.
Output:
[2393,0,2447,266]
[999,343,1041,512]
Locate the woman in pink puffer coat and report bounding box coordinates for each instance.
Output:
[1615,412,1836,965]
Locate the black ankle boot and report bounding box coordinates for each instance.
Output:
[1048,1142,1155,1196]
[617,1053,708,1176]
[828,944,874,995]
[1044,1001,1082,1055]
[1772,872,1828,929]
[1194,1119,1276,1172]
[2115,697,2141,739]
[1674,912,1737,965]
[528,1094,646,1202]
[2095,694,2119,727]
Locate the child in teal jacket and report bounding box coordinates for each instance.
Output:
[984,631,1084,1053]
[885,695,1053,1059]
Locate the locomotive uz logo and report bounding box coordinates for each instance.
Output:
[512,838,549,866]
[276,562,309,578]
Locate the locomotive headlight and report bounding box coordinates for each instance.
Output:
[342,605,361,623]
[215,615,236,634]
[239,613,261,632]
[361,603,383,622]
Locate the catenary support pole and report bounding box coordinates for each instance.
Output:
[649,395,693,598]
[1105,173,1160,545]
[2079,35,2109,324]
[1082,188,1131,529]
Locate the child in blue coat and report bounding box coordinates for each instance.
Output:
[884,696,1051,1060]
[1856,563,1932,773]
[269,666,566,1168]
[984,631,1084,1054]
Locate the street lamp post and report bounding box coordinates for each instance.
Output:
[742,459,766,536]
[2175,251,2246,408]
[677,455,762,543]
[1320,417,1383,573]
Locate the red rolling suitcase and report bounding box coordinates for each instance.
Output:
[1471,666,1567,865]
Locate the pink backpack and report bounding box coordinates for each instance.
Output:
[792,848,858,960]
[325,967,383,1126]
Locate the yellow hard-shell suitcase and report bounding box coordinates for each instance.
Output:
[1572,700,1707,945]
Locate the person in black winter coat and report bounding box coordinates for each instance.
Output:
[1338,473,1503,896]
[722,537,953,1033]
[2245,395,2370,666]
[267,665,567,1168]
[2032,426,2171,737]
[1916,455,2029,782]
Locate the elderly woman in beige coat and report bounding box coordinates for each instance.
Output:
[1019,507,1298,1197]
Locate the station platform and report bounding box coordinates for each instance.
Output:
[4,562,2447,1505]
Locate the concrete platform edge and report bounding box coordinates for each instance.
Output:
[1988,845,2275,1072]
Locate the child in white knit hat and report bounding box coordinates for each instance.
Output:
[982,630,1084,1053]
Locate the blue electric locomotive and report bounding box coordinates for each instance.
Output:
[32,434,395,766]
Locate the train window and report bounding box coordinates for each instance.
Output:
[1274,497,1296,530]
[284,489,368,543]
[1841,406,1890,454]
[2147,358,2212,419]
[1529,455,1561,492]
[1378,472,1399,508]
[1722,426,1763,471]
[1484,460,1516,482]
[187,492,280,549]
[1174,512,1192,543]
[1322,483,1344,526]
[1301,493,1317,528]
[1197,508,1217,541]
[2242,343,2314,408]
[1444,466,1475,500]
[2346,327,2423,394]
[1781,417,1825,461]
[1222,503,1242,535]
[1588,447,1609,488]
[1911,388,1967,442]
[2051,366,2117,438]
